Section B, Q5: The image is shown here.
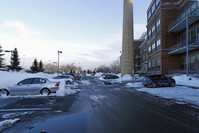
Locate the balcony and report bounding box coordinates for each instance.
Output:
[169,8,199,32]
[168,40,199,54]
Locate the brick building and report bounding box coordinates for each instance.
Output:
[136,0,199,75]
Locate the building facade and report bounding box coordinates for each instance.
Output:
[136,0,199,75]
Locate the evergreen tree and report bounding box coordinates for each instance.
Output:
[9,48,22,71]
[0,45,5,69]
[30,58,39,72]
[39,60,44,72]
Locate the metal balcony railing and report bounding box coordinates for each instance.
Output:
[168,39,199,54]
[169,7,199,31]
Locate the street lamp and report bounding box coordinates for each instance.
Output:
[4,50,13,65]
[0,45,3,53]
[57,50,62,74]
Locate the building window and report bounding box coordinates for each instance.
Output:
[148,29,152,39]
[191,2,197,13]
[197,54,199,70]
[156,0,160,7]
[186,7,190,16]
[190,29,196,44]
[180,56,185,71]
[152,25,156,37]
[148,45,151,55]
[152,3,155,14]
[152,58,155,71]
[148,60,151,71]
[156,18,160,32]
[190,56,196,71]
[157,56,160,71]
[152,43,155,53]
[157,38,161,51]
[148,10,151,20]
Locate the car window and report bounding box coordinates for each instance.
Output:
[18,78,33,85]
[160,75,166,78]
[33,78,46,84]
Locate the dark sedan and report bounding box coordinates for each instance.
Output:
[142,75,176,88]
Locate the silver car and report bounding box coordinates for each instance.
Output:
[53,75,74,84]
[0,78,59,96]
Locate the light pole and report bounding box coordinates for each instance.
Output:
[4,50,13,65]
[57,50,62,74]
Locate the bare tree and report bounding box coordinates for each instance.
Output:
[60,64,82,73]
[97,65,110,73]
[110,59,121,73]
[44,63,57,73]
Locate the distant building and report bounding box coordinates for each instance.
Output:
[135,0,199,75]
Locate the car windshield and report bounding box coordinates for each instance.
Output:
[1,0,199,133]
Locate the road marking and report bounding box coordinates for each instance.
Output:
[0,108,52,112]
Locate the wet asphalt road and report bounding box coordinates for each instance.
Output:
[1,76,199,133]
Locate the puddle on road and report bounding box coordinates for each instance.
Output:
[24,111,88,133]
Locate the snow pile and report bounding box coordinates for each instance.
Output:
[86,74,92,76]
[137,86,199,106]
[0,71,78,97]
[126,82,143,88]
[56,80,66,96]
[0,118,20,132]
[95,73,103,77]
[173,75,199,88]
[0,71,54,88]
[81,80,91,85]
[2,112,33,119]
[122,74,134,81]
[56,80,78,96]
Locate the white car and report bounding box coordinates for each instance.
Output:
[52,75,74,84]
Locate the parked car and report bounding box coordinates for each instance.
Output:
[53,75,74,84]
[66,73,79,80]
[102,74,119,79]
[142,75,176,88]
[0,78,59,96]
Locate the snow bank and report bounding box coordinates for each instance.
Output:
[137,86,199,106]
[126,82,143,88]
[173,75,199,88]
[56,80,66,96]
[122,74,134,81]
[56,80,78,96]
[95,73,103,77]
[81,80,91,85]
[0,71,78,97]
[0,71,55,88]
[86,74,92,76]
[2,112,33,119]
[0,118,20,132]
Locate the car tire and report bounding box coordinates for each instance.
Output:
[151,82,156,88]
[0,89,9,97]
[170,81,175,87]
[66,81,71,84]
[41,88,50,95]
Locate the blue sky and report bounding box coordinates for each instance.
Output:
[0,0,151,69]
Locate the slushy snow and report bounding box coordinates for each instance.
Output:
[0,118,20,132]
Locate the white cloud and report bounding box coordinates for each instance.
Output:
[2,20,41,38]
[134,24,147,39]
[0,20,147,69]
